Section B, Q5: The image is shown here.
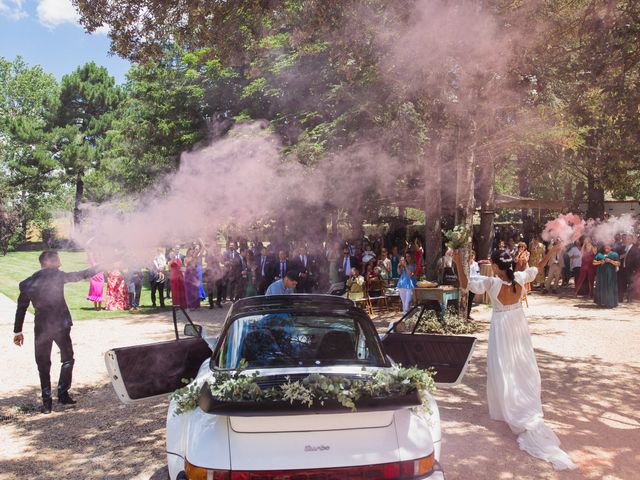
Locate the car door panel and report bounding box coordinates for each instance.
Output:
[382,333,476,386]
[105,337,211,404]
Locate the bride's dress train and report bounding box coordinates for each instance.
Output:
[470,268,577,471]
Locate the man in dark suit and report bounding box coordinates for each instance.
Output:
[218,241,239,304]
[621,234,640,301]
[292,245,315,293]
[271,249,290,285]
[13,251,96,413]
[337,246,359,284]
[255,245,274,295]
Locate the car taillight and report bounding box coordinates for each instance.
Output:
[185,453,435,479]
[400,454,435,478]
[184,459,230,480]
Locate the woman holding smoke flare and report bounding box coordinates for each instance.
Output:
[452,245,576,470]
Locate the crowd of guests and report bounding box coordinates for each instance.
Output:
[83,227,640,313]
[83,237,428,313]
[490,232,640,308]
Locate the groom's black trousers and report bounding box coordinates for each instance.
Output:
[34,327,74,400]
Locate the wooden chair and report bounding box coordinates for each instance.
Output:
[368,290,388,314]
[367,278,388,314]
[347,289,373,316]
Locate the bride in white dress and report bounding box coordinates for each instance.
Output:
[453,245,577,470]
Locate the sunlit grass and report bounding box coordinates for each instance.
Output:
[0,250,162,321]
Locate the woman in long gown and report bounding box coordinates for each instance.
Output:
[245,251,258,297]
[575,237,597,297]
[184,253,201,309]
[514,242,531,292]
[593,244,620,308]
[413,238,424,279]
[105,267,128,311]
[168,252,187,307]
[528,235,546,286]
[453,246,576,470]
[194,242,207,301]
[86,254,104,310]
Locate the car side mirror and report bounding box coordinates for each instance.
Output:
[184,324,203,337]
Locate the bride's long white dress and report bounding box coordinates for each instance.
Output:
[468,267,577,470]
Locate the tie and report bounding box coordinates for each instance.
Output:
[261,257,266,275]
[343,257,348,273]
[281,262,284,278]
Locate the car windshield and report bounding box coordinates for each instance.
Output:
[215,313,386,369]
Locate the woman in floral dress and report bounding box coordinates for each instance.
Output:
[105,265,128,311]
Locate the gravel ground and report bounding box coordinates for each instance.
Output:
[1,292,639,480]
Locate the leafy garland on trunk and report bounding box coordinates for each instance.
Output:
[171,363,435,416]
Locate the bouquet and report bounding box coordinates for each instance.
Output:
[443,225,472,250]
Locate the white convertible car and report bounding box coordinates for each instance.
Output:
[105,295,475,480]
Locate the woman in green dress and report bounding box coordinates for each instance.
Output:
[245,251,258,297]
[593,244,620,308]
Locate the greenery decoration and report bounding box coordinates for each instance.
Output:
[443,225,472,250]
[170,363,435,416]
[405,307,479,335]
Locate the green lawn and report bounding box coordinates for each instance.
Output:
[0,250,164,321]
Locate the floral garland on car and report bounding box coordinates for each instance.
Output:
[171,362,435,416]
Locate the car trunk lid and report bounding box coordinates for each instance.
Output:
[227,412,400,471]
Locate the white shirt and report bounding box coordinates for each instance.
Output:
[469,261,480,278]
[154,254,167,270]
[568,246,582,269]
[624,244,632,267]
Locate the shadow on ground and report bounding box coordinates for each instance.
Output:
[437,337,640,480]
[0,383,168,479]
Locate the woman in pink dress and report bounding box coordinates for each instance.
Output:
[105,266,128,311]
[168,251,187,307]
[413,238,424,279]
[86,254,104,310]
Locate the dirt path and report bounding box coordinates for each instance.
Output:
[1,294,639,479]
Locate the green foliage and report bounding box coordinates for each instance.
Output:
[405,307,479,335]
[443,225,473,250]
[0,56,61,242]
[170,364,436,416]
[0,250,155,320]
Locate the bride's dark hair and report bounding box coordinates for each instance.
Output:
[491,250,517,292]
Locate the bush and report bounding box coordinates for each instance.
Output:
[405,306,478,335]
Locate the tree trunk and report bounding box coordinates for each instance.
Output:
[423,145,442,281]
[330,210,338,238]
[518,164,535,239]
[476,154,495,261]
[587,172,605,220]
[455,132,476,321]
[73,171,84,227]
[350,209,364,240]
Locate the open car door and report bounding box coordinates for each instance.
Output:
[381,304,476,386]
[105,307,212,404]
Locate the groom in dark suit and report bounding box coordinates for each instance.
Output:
[13,251,96,413]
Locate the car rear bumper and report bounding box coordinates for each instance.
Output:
[422,461,445,480]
